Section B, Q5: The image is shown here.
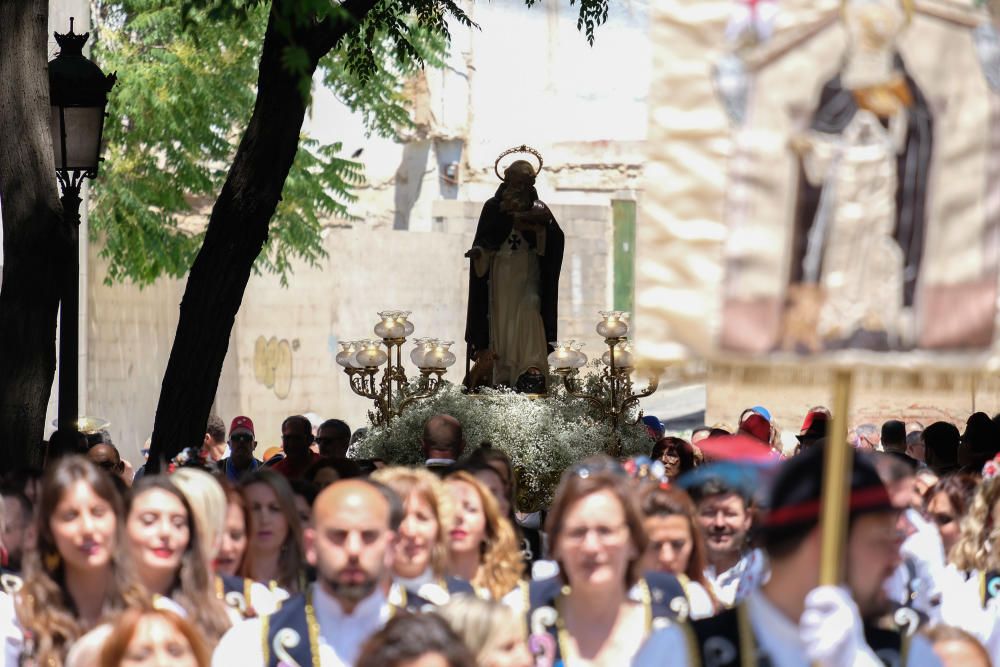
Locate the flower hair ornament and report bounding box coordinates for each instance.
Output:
[624,456,669,488]
[984,453,1000,481]
[494,144,544,181]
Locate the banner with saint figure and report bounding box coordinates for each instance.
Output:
[636,0,1000,369]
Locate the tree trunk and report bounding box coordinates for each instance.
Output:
[0,0,66,472]
[147,0,374,470]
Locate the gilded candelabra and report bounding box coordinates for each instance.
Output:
[548,311,659,457]
[337,311,457,426]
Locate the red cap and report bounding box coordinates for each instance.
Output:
[230,416,255,438]
[799,410,828,435]
[738,413,771,443]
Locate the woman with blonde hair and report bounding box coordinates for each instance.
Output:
[125,476,231,646]
[2,456,144,666]
[444,471,524,599]
[938,466,1000,654]
[169,470,278,619]
[239,469,307,595]
[373,467,474,603]
[438,594,533,667]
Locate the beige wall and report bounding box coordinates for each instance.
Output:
[706,364,1000,437]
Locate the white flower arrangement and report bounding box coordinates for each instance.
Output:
[350,368,652,509]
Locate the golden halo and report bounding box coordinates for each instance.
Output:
[494,144,544,181]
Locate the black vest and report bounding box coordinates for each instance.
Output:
[981,570,1000,607]
[525,573,687,665]
[216,574,255,618]
[684,603,911,667]
[261,587,429,667]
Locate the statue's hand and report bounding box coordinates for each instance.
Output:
[465,247,484,260]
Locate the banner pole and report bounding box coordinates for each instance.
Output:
[818,368,855,587]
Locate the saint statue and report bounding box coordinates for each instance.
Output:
[464,146,564,391]
[785,0,933,351]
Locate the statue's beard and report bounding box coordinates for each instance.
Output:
[500,187,533,213]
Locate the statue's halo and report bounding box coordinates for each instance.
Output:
[494,144,544,181]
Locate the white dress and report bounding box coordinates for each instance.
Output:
[799,109,909,346]
[473,228,549,387]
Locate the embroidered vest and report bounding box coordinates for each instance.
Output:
[981,570,1000,607]
[216,574,254,618]
[683,603,912,667]
[262,587,429,667]
[0,569,23,596]
[525,573,687,667]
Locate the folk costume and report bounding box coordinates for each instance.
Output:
[636,445,941,667]
[524,572,688,667]
[633,588,940,667]
[211,583,429,667]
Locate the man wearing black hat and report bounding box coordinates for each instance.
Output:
[634,446,941,666]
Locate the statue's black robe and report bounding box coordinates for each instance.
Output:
[465,184,565,363]
[791,54,934,308]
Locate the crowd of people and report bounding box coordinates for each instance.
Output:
[3,406,1000,666]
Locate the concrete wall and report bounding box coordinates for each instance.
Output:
[706,364,1000,438]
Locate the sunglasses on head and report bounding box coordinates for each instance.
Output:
[568,458,626,479]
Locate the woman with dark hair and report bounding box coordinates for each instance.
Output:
[98,606,210,667]
[650,437,696,480]
[355,612,476,667]
[525,456,689,665]
[239,469,306,595]
[125,476,231,645]
[638,485,717,618]
[3,456,143,666]
[924,474,978,560]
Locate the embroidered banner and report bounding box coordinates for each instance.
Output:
[636,0,1000,369]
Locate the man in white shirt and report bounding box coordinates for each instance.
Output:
[213,478,404,667]
[634,446,942,667]
[688,476,760,605]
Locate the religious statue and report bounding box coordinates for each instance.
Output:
[785,0,933,351]
[464,146,565,392]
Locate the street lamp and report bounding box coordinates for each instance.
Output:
[48,17,116,432]
[548,312,659,457]
[339,311,457,425]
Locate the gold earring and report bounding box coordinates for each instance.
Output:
[44,550,61,573]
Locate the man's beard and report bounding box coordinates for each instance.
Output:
[323,575,378,604]
[706,528,741,552]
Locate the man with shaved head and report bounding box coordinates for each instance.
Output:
[213,478,407,666]
[421,414,465,472]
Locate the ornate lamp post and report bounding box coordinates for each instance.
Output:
[48,18,116,432]
[548,311,659,456]
[338,311,456,425]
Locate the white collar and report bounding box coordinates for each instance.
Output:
[747,588,800,647]
[396,568,435,590]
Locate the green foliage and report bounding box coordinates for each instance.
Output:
[89,0,612,286]
[90,0,369,286]
[351,376,650,510]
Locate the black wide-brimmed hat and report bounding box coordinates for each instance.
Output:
[761,444,894,534]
